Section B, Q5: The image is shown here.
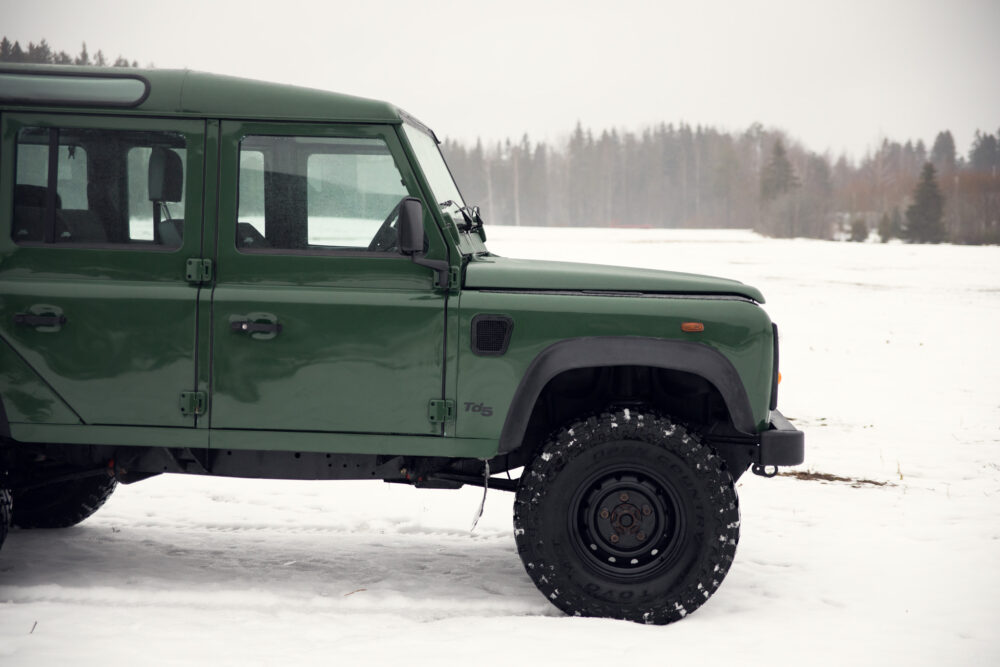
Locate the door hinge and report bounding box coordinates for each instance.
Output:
[185,258,213,284]
[428,399,455,424]
[448,266,461,290]
[179,391,207,416]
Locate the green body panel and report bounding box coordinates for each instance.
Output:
[209,282,445,434]
[0,336,80,425]
[0,67,780,464]
[454,290,775,440]
[0,113,205,428]
[464,256,765,303]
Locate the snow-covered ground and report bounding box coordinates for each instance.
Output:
[2,228,998,666]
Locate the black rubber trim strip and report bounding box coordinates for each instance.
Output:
[497,337,758,454]
[0,68,151,108]
[770,323,779,410]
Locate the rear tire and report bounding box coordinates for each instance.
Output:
[13,472,117,529]
[514,410,739,624]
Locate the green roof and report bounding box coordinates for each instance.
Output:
[0,65,403,124]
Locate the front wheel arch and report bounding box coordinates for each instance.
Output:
[497,337,758,456]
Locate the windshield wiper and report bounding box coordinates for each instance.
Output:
[439,200,484,232]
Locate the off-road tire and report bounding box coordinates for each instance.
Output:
[0,488,11,550]
[514,410,739,624]
[13,472,117,529]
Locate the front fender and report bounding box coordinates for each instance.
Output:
[496,336,757,454]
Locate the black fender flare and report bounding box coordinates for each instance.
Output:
[497,337,757,454]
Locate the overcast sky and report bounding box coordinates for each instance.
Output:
[5,0,998,159]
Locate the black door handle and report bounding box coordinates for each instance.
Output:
[14,313,67,327]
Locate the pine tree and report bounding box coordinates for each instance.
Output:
[877,212,891,242]
[75,42,90,66]
[969,131,999,171]
[760,139,798,201]
[890,207,904,239]
[849,218,868,242]
[27,39,52,64]
[905,163,946,243]
[931,131,956,172]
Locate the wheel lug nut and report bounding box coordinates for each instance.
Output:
[619,492,629,502]
[599,508,610,519]
[609,534,620,544]
[642,505,652,516]
[637,532,646,541]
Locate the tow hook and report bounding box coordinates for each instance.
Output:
[751,463,779,478]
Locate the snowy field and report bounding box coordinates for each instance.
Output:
[2,227,999,666]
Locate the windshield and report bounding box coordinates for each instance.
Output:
[402,123,465,210]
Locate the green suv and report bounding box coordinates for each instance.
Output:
[0,65,803,624]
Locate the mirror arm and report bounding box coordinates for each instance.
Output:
[409,254,451,289]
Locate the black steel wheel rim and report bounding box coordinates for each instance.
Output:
[568,462,688,580]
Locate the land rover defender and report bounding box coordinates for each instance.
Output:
[0,65,803,624]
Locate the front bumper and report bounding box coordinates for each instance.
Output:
[758,410,804,467]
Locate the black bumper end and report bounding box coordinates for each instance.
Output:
[758,410,804,467]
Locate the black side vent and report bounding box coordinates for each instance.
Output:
[471,314,514,356]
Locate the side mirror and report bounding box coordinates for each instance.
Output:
[397,197,424,255]
[396,196,450,289]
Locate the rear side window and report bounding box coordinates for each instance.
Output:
[237,135,408,252]
[11,127,187,248]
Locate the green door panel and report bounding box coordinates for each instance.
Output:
[211,283,445,434]
[0,334,80,425]
[0,114,206,428]
[0,279,198,426]
[210,121,449,437]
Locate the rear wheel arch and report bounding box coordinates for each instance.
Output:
[497,337,757,457]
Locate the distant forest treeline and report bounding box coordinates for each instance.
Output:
[442,125,1000,244]
[4,36,997,244]
[0,37,139,68]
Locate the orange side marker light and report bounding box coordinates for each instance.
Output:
[681,322,705,333]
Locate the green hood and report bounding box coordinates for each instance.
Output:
[464,256,765,303]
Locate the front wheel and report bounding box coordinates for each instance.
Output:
[514,411,739,624]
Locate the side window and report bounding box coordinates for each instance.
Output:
[237,135,409,252]
[237,149,266,248]
[127,146,187,242]
[11,127,187,248]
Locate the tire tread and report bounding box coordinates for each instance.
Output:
[514,410,740,624]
